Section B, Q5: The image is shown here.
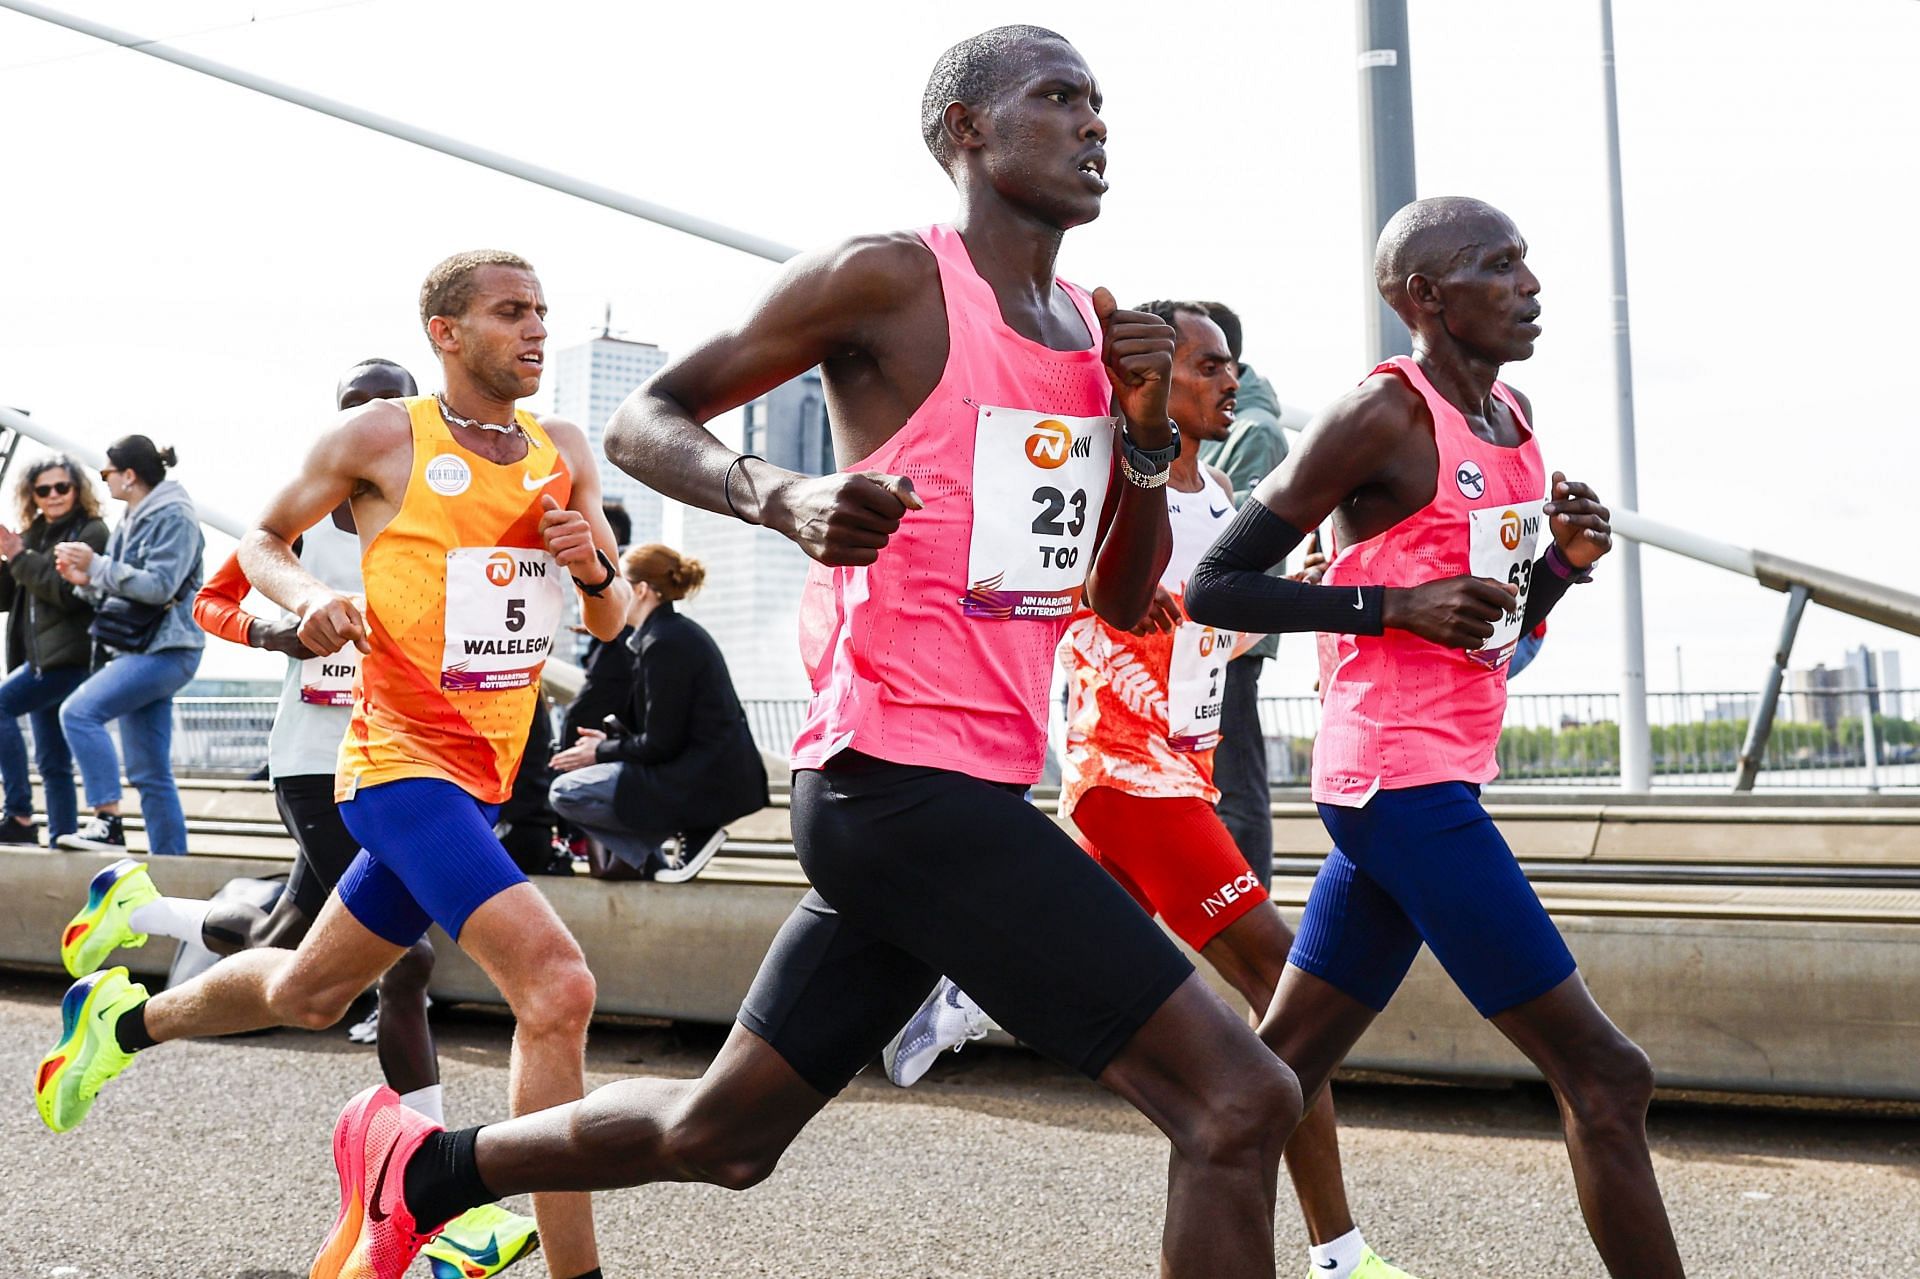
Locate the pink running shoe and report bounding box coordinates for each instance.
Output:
[311,1084,448,1278]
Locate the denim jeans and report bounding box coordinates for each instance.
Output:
[550,762,662,870]
[0,663,90,840]
[60,646,202,855]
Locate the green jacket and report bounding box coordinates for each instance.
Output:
[0,510,110,672]
[1197,361,1289,660]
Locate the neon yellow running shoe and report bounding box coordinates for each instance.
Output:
[422,1203,541,1279]
[1320,1248,1420,1279]
[61,857,158,978]
[35,966,145,1132]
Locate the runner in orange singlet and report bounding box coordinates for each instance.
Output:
[39,251,628,1279]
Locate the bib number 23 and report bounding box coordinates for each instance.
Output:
[964,405,1113,620]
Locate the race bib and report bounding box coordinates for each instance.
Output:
[1465,499,1545,669]
[440,546,564,691]
[964,405,1115,620]
[298,649,360,707]
[1166,621,1238,752]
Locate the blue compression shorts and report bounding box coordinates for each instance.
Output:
[1290,781,1576,1019]
[335,777,527,946]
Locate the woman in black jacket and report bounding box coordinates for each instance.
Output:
[549,544,768,881]
[0,456,110,846]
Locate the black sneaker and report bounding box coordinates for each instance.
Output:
[0,818,38,845]
[654,827,727,884]
[55,813,126,852]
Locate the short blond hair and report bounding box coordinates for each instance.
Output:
[419,249,534,334]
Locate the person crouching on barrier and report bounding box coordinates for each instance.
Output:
[548,543,768,882]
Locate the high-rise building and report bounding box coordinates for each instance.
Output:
[1785,664,1847,730]
[1880,650,1905,718]
[549,333,670,544]
[742,368,832,478]
[680,369,831,703]
[1845,645,1908,719]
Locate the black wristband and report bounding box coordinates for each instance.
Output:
[1543,543,1593,584]
[572,548,618,597]
[724,453,764,522]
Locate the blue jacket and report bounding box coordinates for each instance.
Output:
[79,479,206,653]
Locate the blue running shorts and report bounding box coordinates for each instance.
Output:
[1290,781,1576,1019]
[335,777,526,946]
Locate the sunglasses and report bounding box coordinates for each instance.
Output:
[33,482,73,498]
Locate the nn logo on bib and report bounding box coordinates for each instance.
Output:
[1500,509,1522,551]
[1024,419,1092,469]
[485,552,520,587]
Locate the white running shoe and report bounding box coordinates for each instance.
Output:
[345,999,379,1045]
[882,977,993,1087]
[345,992,431,1044]
[653,827,727,884]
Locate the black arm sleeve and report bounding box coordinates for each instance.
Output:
[1185,501,1386,636]
[1518,545,1588,633]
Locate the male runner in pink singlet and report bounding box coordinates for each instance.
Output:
[321,27,1302,1279]
[1185,196,1685,1278]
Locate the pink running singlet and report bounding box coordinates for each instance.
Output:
[1313,356,1545,806]
[789,224,1115,785]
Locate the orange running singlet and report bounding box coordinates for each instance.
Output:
[337,395,572,804]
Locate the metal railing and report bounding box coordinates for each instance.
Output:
[736,694,1920,794]
[18,689,1919,792]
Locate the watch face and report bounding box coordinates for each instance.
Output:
[1124,422,1180,473]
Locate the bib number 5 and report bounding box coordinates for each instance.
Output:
[441,547,564,691]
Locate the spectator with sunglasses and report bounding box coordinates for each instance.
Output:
[51,435,205,854]
[0,456,110,846]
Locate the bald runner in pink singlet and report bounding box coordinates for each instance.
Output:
[1186,196,1683,1278]
[1313,354,1545,804]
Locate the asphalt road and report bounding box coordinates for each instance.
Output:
[4,968,1915,1278]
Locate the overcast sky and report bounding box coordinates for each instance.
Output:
[2,0,1915,698]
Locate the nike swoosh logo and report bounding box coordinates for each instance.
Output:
[368,1139,402,1224]
[522,472,561,491]
[441,1233,502,1265]
[1351,588,1365,609]
[1208,505,1231,518]
[1317,1261,1339,1270]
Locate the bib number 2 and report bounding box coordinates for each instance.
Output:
[1166,621,1238,751]
[441,547,564,691]
[964,405,1114,620]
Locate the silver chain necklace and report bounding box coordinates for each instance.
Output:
[436,393,539,445]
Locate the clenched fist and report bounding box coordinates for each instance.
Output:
[1092,287,1175,438]
[1545,471,1611,571]
[297,591,371,656]
[1383,574,1518,650]
[538,494,597,569]
[764,470,925,567]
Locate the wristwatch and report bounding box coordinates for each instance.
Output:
[572,548,618,597]
[1118,421,1181,490]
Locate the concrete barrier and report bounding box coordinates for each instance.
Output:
[6,844,1916,1100]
